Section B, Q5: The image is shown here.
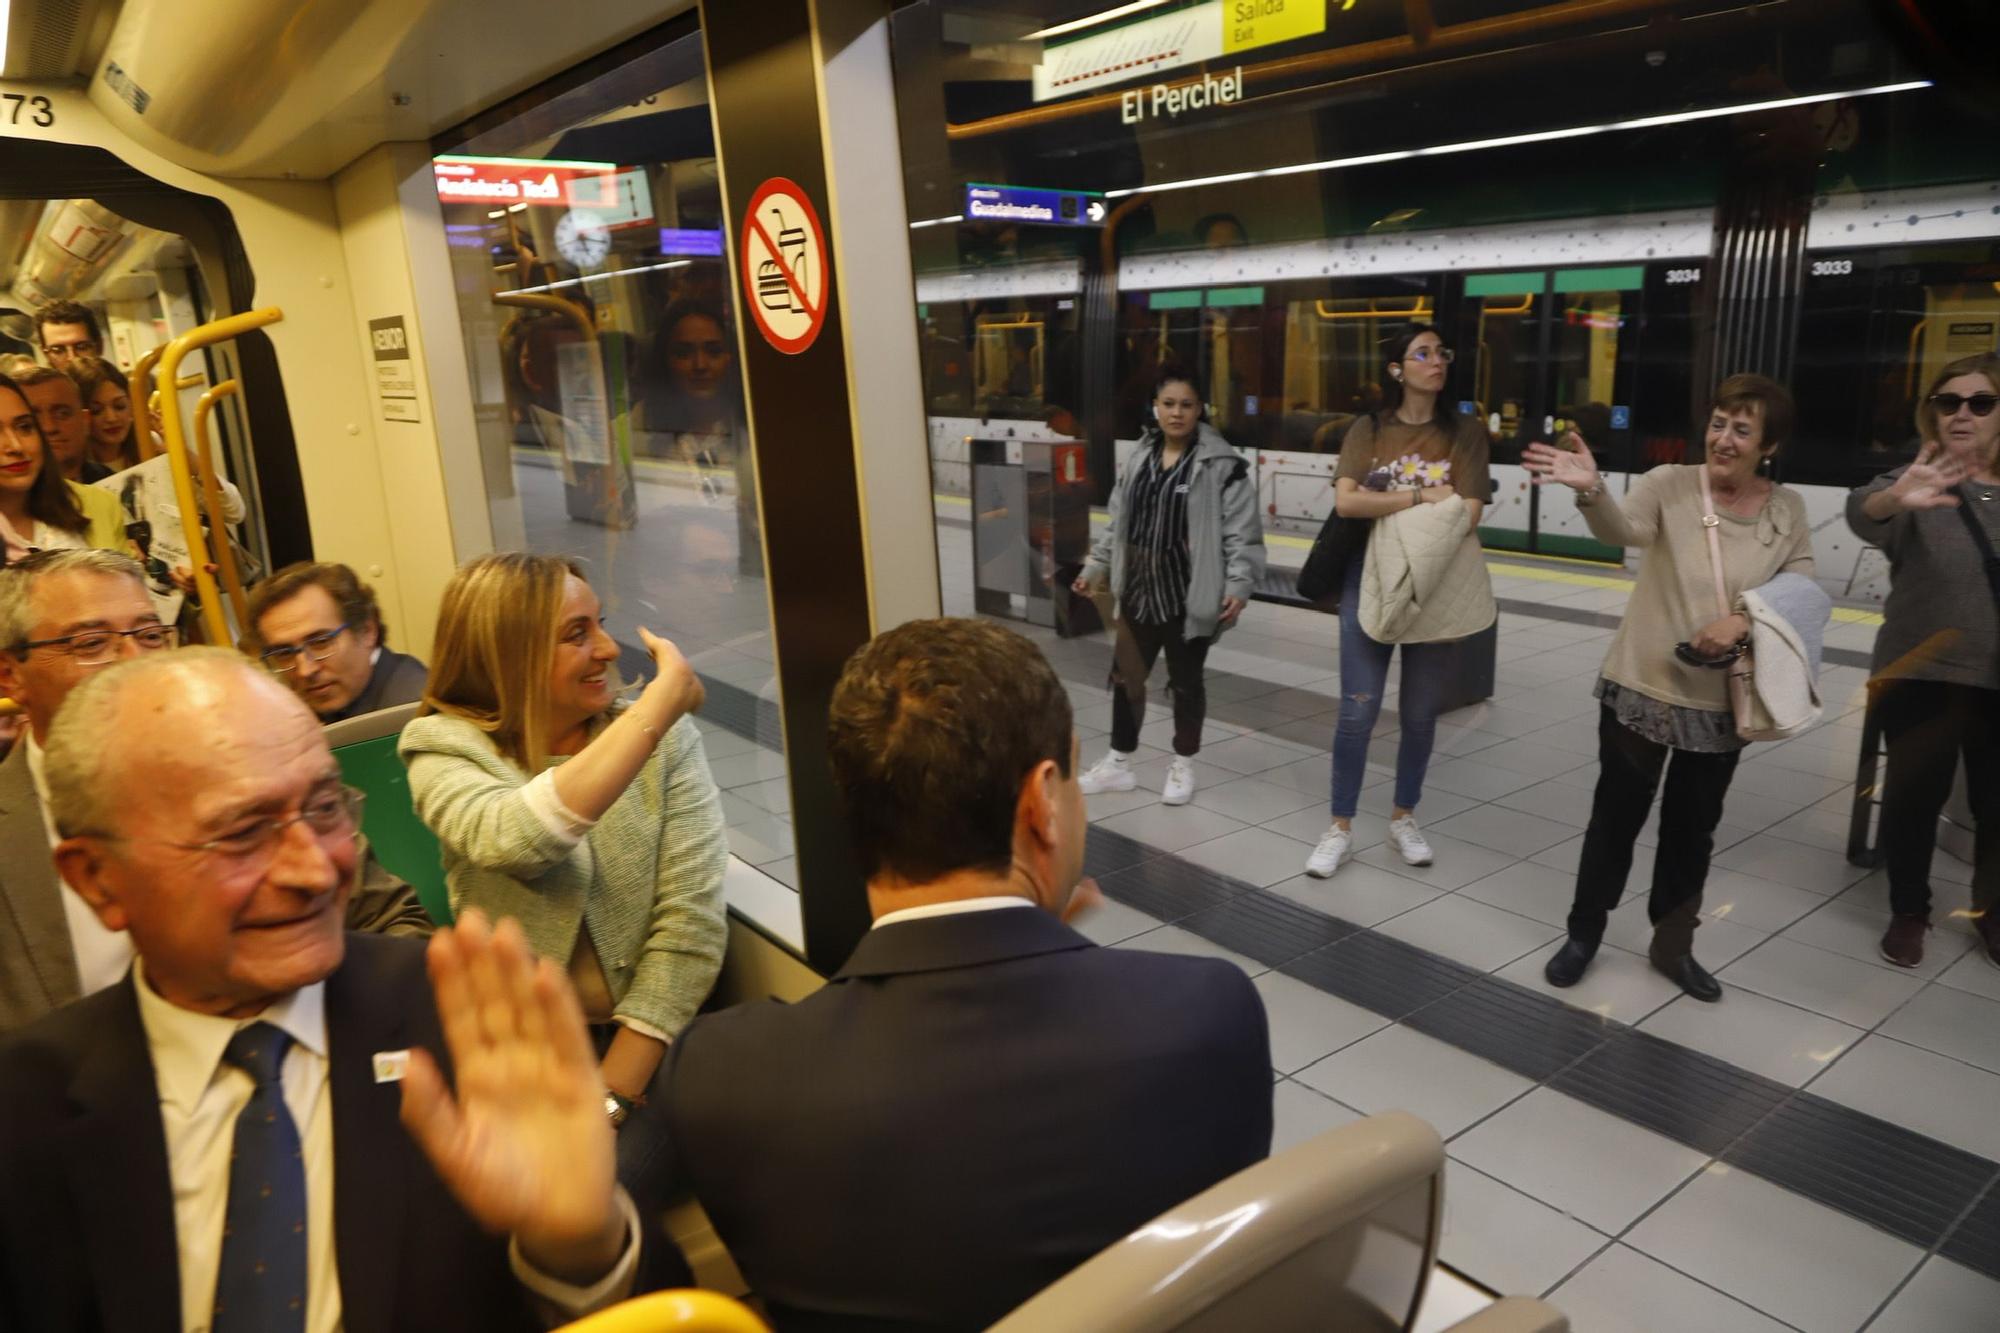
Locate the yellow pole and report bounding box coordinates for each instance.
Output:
[155,308,283,646]
[553,1290,768,1333]
[193,379,250,629]
[130,345,163,460]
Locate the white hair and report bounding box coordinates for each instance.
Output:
[42,647,276,838]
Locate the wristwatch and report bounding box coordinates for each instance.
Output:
[604,1092,635,1128]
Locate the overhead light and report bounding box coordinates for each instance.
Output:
[494,258,691,298]
[487,209,508,219]
[507,202,529,213]
[909,214,964,230]
[1103,79,1933,199]
[1026,1,1173,42]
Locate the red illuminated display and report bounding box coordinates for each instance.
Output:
[432,157,619,209]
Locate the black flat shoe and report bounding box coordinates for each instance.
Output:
[1652,952,1722,1003]
[1544,937,1598,988]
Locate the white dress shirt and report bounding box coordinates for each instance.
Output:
[871,895,1037,930]
[130,962,640,1332]
[24,733,135,994]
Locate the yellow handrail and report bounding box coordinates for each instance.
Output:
[155,308,283,646]
[554,1290,767,1332]
[131,345,163,461]
[193,379,250,629]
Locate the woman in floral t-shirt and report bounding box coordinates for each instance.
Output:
[1306,323,1491,880]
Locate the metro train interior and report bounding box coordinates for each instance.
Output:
[3,0,2000,1330]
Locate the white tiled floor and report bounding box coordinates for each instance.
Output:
[576,479,1997,1330]
[987,549,1997,1331]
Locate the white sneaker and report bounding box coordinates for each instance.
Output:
[1162,757,1197,806]
[1388,815,1434,866]
[1078,751,1138,795]
[1306,824,1351,878]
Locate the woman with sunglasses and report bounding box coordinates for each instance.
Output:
[1306,323,1489,880]
[1847,353,2000,971]
[400,553,725,1209]
[1524,374,1814,1001]
[0,371,130,568]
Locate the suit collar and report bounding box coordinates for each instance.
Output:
[62,979,185,1332]
[326,936,414,1333]
[834,905,1093,980]
[0,740,81,1011]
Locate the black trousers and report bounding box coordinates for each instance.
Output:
[1567,706,1741,952]
[1875,679,2000,919]
[1109,617,1212,757]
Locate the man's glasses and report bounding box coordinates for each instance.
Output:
[86,785,367,864]
[260,624,354,672]
[42,342,98,364]
[1929,392,2000,418]
[1408,346,1455,365]
[16,624,177,665]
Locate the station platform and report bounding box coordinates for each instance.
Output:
[548,459,1998,1331]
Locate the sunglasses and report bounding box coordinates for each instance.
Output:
[1929,392,2000,418]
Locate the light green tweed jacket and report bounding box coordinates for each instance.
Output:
[399,710,728,1038]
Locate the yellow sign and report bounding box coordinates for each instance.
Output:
[1221,0,1329,55]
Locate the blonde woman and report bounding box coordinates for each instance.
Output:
[399,553,725,1204]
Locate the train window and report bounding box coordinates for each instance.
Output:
[431,32,798,896]
[1791,243,2000,488]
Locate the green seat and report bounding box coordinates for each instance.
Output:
[326,702,452,926]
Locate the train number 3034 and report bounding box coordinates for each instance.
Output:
[1,94,55,127]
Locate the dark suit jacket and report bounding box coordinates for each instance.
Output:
[0,740,432,1034]
[326,648,429,724]
[0,932,688,1332]
[665,906,1273,1333]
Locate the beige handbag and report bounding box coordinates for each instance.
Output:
[1694,467,1778,742]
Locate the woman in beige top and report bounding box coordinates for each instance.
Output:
[1523,375,1814,1002]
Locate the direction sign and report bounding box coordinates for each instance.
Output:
[741,177,830,356]
[965,183,1107,228]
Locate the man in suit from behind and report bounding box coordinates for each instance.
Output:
[0,550,430,1035]
[0,648,683,1331]
[666,617,1273,1332]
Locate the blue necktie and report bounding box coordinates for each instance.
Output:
[211,1022,307,1333]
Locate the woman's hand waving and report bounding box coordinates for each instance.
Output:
[1522,432,1602,493]
[1884,441,1967,512]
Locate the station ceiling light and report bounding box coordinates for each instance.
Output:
[1025,1,1174,43]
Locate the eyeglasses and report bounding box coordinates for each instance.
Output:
[260,624,355,672]
[16,624,177,664]
[1408,346,1455,365]
[84,785,367,864]
[41,342,99,363]
[1929,392,1999,418]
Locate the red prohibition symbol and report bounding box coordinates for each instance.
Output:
[742,177,830,355]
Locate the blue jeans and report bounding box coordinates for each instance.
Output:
[1330,560,1453,818]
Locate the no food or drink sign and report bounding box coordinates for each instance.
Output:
[741,177,829,355]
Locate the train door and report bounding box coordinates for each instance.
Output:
[1460,266,1662,561]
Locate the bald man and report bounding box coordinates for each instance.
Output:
[0,649,687,1331]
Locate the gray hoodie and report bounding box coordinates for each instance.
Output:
[1081,421,1267,641]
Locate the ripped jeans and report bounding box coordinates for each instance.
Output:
[1329,559,1454,819]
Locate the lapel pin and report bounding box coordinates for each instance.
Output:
[371,1049,410,1084]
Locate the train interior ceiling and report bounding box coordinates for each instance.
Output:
[7,0,2000,1331]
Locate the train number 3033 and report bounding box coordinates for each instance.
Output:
[1812,258,1856,276]
[1,93,55,127]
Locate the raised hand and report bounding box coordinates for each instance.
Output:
[1522,432,1602,492]
[1886,441,1966,511]
[400,911,626,1285]
[639,626,705,720]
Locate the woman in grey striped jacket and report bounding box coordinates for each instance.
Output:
[399,552,726,1205]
